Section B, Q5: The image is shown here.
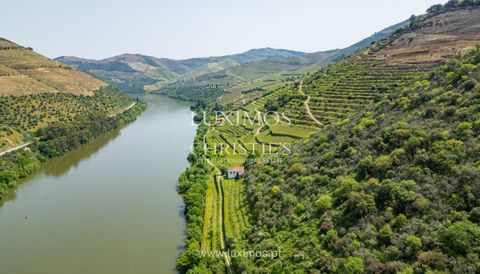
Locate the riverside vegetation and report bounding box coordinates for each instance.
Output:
[0,87,146,200]
[176,1,480,273]
[0,39,146,201]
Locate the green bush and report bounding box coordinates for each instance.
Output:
[343,256,364,274]
[440,221,480,255]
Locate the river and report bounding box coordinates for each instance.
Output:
[0,95,196,274]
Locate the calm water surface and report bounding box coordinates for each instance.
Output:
[0,95,196,274]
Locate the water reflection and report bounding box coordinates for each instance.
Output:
[0,95,195,274]
[42,130,120,177]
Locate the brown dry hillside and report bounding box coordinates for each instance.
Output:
[0,38,106,96]
[370,8,480,64]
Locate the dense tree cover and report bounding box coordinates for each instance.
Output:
[0,92,146,200]
[240,47,480,273]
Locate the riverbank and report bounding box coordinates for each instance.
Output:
[0,101,146,202]
[0,95,196,274]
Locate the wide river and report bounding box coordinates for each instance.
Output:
[0,95,196,274]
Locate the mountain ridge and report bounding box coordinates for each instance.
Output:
[55,20,407,95]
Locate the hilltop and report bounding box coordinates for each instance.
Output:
[0,38,106,96]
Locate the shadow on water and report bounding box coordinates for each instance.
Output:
[0,95,195,274]
[0,130,121,206]
[42,129,121,177]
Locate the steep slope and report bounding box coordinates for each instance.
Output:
[243,43,480,274]
[210,21,410,107]
[0,39,145,199]
[176,3,480,274]
[0,38,106,96]
[236,4,480,274]
[371,7,480,63]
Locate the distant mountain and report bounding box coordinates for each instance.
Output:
[56,48,307,93]
[0,38,106,96]
[227,48,306,63]
[56,20,407,97]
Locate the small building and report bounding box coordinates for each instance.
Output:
[227,166,245,179]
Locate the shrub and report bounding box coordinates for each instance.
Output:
[456,122,473,138]
[288,162,307,175]
[406,235,422,250]
[418,251,447,270]
[271,185,281,194]
[0,170,19,185]
[346,191,376,218]
[374,155,392,172]
[343,256,364,274]
[440,221,480,255]
[469,207,480,223]
[315,194,333,213]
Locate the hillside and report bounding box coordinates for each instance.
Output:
[0,38,106,96]
[0,39,138,152]
[176,3,480,273]
[0,39,145,199]
[243,42,480,274]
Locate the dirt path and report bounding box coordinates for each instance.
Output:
[0,142,32,157]
[298,80,323,126]
[109,102,136,118]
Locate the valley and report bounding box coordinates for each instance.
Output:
[2,1,480,274]
[0,95,196,274]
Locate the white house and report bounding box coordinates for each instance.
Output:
[227,166,245,179]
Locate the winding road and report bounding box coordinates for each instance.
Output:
[109,102,136,118]
[298,80,324,126]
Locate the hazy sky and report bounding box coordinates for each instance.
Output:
[1,0,446,60]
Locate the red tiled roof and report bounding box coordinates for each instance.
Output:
[227,166,244,174]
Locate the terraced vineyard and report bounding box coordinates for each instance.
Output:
[223,179,250,242]
[198,53,445,274]
[182,4,480,273]
[201,171,222,251]
[279,56,438,129]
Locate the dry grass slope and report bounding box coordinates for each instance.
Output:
[372,8,480,63]
[0,38,106,96]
